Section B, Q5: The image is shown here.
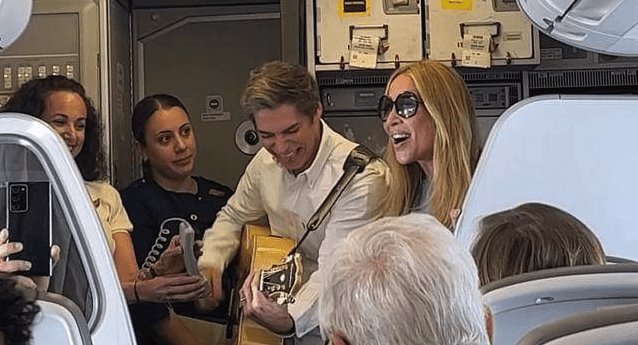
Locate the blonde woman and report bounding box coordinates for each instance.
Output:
[378,60,480,228]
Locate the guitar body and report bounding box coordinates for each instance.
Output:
[234,224,300,345]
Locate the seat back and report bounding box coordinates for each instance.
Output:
[517,304,638,345]
[32,292,92,345]
[482,264,638,345]
[455,95,638,261]
[0,114,136,344]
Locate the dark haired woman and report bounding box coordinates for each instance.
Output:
[121,94,233,344]
[2,76,207,345]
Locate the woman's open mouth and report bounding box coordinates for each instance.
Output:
[392,133,411,145]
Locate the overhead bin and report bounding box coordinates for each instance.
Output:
[307,0,424,71]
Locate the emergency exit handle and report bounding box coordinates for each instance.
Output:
[349,24,389,41]
[459,21,501,38]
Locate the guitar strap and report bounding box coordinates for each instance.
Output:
[288,144,377,255]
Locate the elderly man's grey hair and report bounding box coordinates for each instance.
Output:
[319,213,489,345]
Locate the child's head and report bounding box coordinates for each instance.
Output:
[471,202,606,286]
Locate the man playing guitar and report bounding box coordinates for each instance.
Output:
[198,61,389,344]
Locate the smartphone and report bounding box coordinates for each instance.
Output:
[6,181,52,276]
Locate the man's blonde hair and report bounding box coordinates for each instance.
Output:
[240,60,321,121]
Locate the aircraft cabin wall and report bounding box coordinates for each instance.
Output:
[132,2,289,189]
[0,0,100,107]
[0,0,133,187]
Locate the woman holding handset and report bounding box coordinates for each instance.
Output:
[121,94,233,345]
[2,76,206,345]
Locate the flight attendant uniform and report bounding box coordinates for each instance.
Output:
[121,176,232,344]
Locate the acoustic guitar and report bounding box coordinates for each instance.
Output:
[233,224,303,345]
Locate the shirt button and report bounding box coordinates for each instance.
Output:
[198,196,202,201]
[190,214,198,221]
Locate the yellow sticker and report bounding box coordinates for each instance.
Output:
[339,0,371,17]
[441,0,473,10]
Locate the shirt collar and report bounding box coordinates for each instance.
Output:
[296,120,336,188]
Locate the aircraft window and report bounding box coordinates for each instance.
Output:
[0,143,95,321]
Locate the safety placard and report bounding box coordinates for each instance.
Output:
[314,0,423,70]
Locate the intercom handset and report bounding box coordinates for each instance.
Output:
[179,222,200,276]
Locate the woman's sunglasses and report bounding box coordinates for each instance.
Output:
[377,91,422,121]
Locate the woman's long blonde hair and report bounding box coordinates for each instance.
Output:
[380,60,480,228]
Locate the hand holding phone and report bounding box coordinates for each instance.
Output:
[6,182,53,276]
[0,228,32,273]
[0,227,60,291]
